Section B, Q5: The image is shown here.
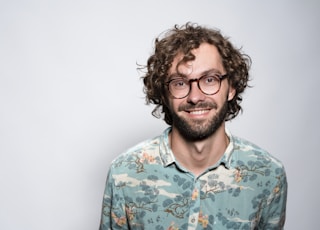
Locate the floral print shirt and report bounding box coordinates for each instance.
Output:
[100,128,287,230]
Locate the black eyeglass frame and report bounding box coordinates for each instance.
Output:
[165,74,228,99]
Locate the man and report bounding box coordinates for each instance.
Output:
[100,23,287,229]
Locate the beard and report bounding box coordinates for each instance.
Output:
[171,100,229,142]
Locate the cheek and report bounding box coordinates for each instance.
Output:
[169,100,179,112]
[168,98,183,114]
[162,91,172,107]
[164,96,174,111]
[213,91,230,109]
[216,84,233,103]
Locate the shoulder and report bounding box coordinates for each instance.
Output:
[231,135,285,171]
[230,136,287,195]
[110,135,162,166]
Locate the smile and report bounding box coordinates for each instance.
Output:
[189,109,210,115]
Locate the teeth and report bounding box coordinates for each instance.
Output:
[190,110,208,115]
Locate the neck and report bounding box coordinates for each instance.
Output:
[170,124,229,176]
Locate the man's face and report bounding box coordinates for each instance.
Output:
[167,43,235,141]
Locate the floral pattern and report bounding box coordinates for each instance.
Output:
[100,128,287,229]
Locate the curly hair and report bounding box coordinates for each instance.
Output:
[142,23,251,125]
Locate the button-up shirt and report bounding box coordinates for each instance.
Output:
[100,128,287,229]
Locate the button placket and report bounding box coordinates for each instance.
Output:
[187,179,201,229]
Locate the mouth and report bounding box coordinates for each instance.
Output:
[188,109,210,115]
[178,102,217,117]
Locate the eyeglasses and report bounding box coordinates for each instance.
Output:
[165,74,228,99]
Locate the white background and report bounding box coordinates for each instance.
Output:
[1,0,319,229]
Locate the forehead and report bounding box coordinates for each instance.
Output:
[169,43,224,76]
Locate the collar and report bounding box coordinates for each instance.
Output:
[159,127,175,166]
[159,127,234,169]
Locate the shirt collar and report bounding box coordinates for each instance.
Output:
[159,127,175,166]
[219,128,234,169]
[159,127,235,169]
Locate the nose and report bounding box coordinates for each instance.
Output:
[186,81,206,104]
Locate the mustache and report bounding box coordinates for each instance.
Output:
[178,102,218,112]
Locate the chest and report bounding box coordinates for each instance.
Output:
[115,164,266,229]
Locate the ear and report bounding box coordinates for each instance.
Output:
[227,87,236,101]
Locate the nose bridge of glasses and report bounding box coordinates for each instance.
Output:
[188,78,204,94]
[188,78,199,84]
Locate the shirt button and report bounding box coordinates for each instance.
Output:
[191,218,195,223]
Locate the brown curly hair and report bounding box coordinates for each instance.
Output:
[142,23,251,125]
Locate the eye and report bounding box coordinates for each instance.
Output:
[202,75,218,85]
[170,79,188,89]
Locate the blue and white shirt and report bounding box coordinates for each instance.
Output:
[100,128,287,229]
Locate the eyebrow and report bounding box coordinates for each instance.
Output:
[168,68,222,80]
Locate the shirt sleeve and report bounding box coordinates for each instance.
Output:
[259,166,288,229]
[99,166,128,230]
